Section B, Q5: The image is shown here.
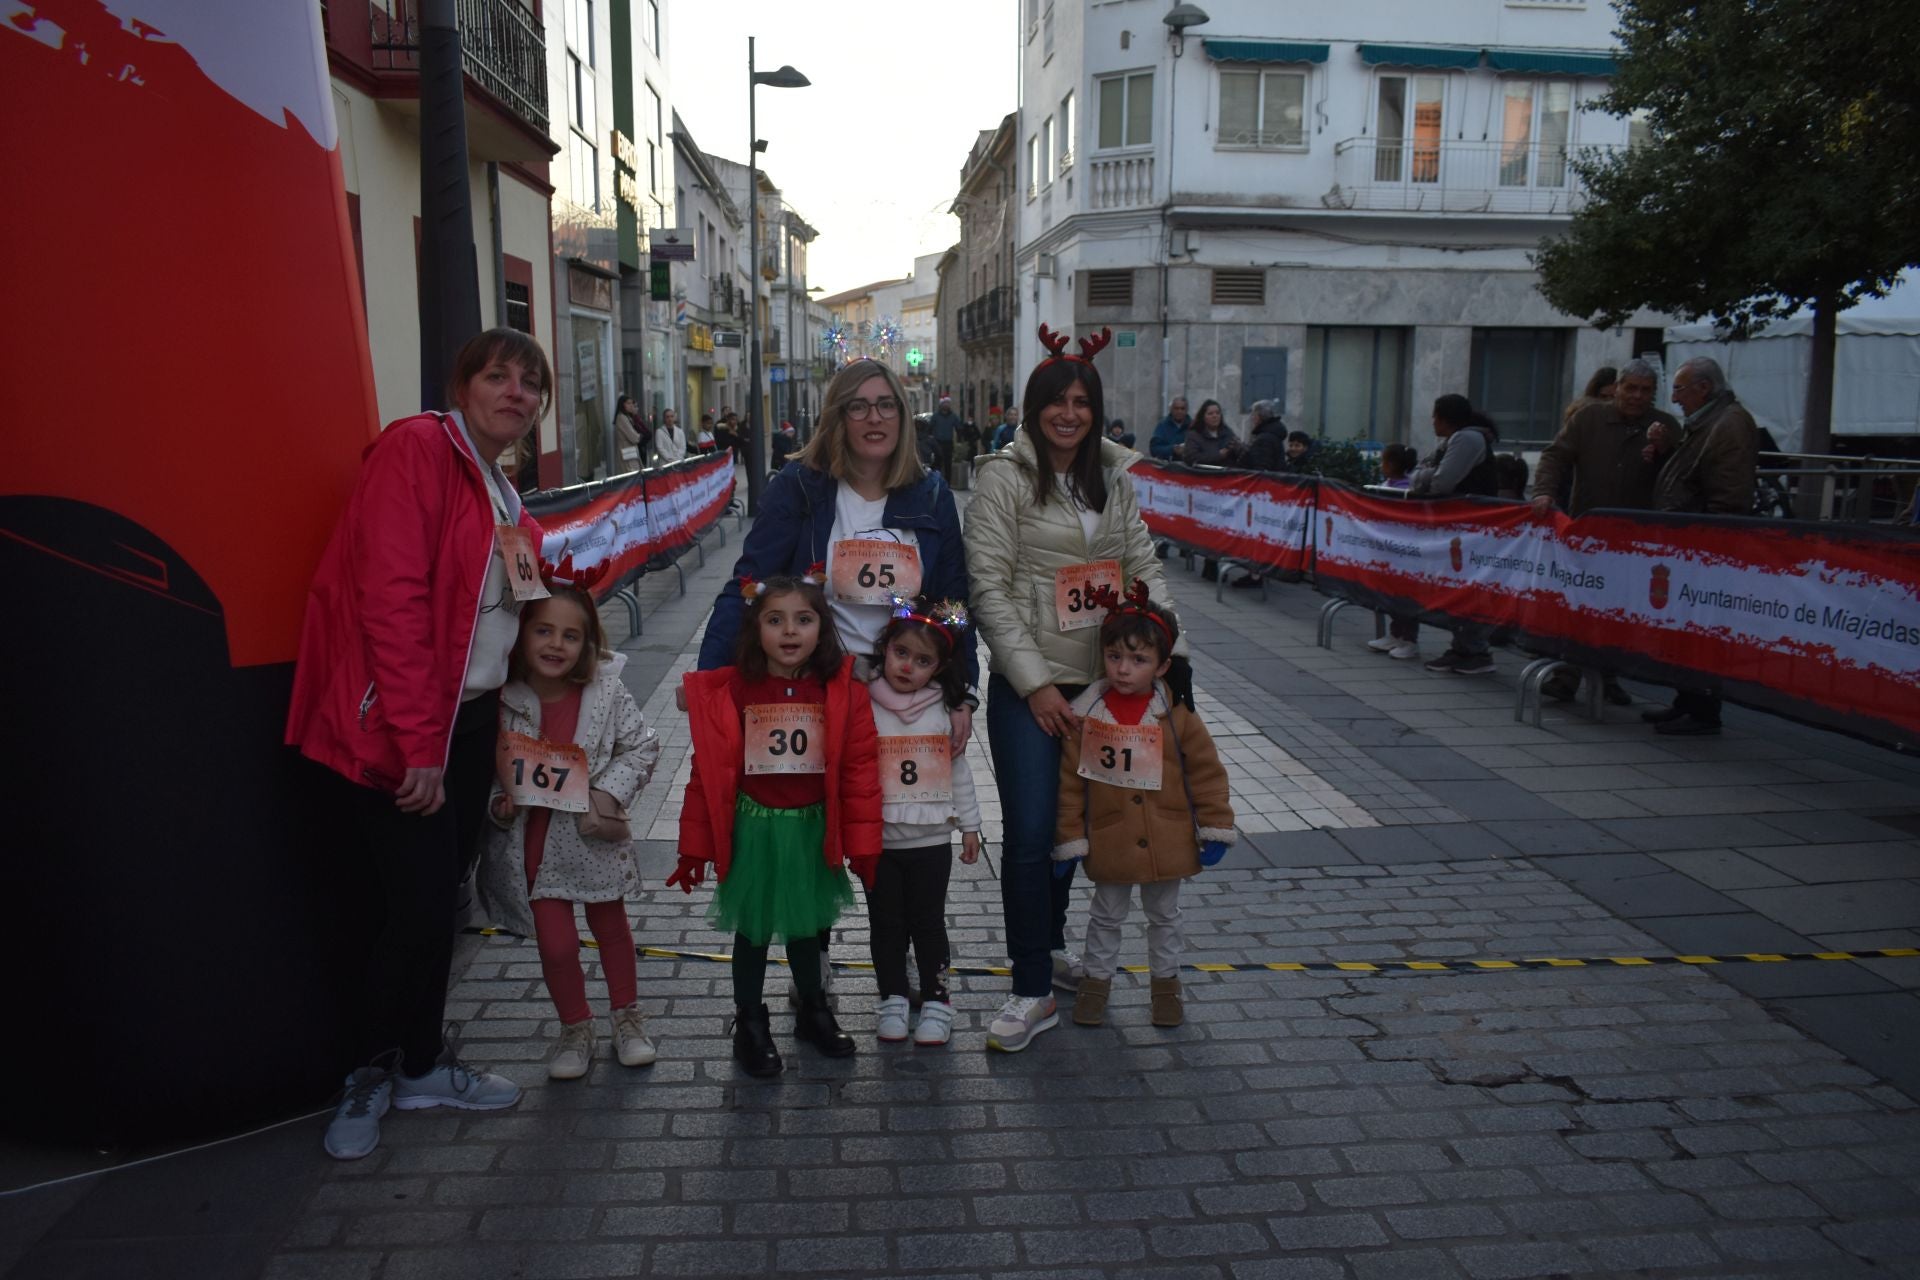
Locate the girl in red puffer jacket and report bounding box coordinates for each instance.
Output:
[669,574,882,1078]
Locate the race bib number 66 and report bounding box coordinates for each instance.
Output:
[744,703,828,775]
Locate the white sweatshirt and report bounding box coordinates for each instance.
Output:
[865,677,984,851]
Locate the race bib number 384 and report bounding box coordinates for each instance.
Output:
[1054,559,1121,631]
[744,703,828,775]
[498,731,590,811]
[1076,719,1164,791]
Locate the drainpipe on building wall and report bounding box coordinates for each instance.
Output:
[487,163,506,329]
[1157,39,1183,411]
[417,0,482,410]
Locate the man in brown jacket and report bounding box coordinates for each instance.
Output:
[1642,356,1763,736]
[1530,360,1676,705]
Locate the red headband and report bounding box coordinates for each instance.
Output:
[540,554,610,593]
[1089,578,1174,648]
[1038,323,1112,367]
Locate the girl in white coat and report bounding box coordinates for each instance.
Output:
[863,598,982,1046]
[480,571,660,1080]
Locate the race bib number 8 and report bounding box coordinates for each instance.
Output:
[498,731,591,812]
[1076,720,1164,791]
[878,734,953,804]
[830,538,923,606]
[495,524,550,602]
[744,703,828,775]
[1054,559,1121,632]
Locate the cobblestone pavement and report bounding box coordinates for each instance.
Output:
[8,504,1920,1280]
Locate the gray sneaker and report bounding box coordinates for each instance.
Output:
[323,1060,394,1160]
[392,1032,522,1112]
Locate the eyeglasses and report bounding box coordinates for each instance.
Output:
[843,397,902,421]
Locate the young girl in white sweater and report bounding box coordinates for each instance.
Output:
[864,598,982,1046]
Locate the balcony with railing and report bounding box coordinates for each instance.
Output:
[1089,154,1155,210]
[326,0,550,155]
[1329,138,1619,216]
[957,285,1014,346]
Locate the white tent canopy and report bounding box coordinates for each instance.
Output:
[1664,273,1920,451]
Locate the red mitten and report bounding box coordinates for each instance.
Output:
[666,856,707,895]
[850,856,879,891]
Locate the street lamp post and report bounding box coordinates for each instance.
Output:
[746,37,809,514]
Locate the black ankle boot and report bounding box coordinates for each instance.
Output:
[731,1003,782,1077]
[794,993,856,1058]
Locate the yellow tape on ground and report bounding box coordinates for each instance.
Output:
[459,929,1920,975]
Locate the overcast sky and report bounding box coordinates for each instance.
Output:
[667,1,1019,296]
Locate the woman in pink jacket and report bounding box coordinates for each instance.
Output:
[287,329,552,1160]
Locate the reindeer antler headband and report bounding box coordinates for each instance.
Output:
[1087,577,1174,647]
[1037,323,1113,368]
[540,553,611,594]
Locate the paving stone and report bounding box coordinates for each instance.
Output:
[1349,1247,1466,1280]
[1267,1213,1389,1250]
[1385,1205,1506,1239]
[1018,1228,1145,1265]
[1451,1240,1594,1279]
[771,1235,890,1273]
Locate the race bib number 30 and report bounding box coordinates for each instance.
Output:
[879,734,953,804]
[495,525,550,602]
[830,538,922,606]
[744,703,828,775]
[1077,720,1164,791]
[1054,559,1121,631]
[498,731,590,811]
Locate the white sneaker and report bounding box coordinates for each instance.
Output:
[610,1005,657,1067]
[875,994,911,1042]
[1366,635,1399,653]
[1388,642,1419,660]
[1050,950,1086,992]
[914,1000,954,1048]
[986,994,1059,1053]
[548,1020,595,1081]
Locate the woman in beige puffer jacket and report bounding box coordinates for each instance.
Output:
[964,347,1182,1050]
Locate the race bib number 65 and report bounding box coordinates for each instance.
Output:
[744,703,828,775]
[498,731,590,811]
[1054,559,1121,632]
[1076,719,1164,791]
[830,538,923,606]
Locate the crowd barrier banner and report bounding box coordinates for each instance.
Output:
[524,450,735,597]
[1131,461,1314,577]
[1129,460,1920,750]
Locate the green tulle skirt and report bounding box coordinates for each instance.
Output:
[709,795,853,946]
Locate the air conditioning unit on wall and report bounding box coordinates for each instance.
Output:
[1035,253,1056,279]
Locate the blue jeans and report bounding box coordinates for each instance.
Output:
[987,674,1079,997]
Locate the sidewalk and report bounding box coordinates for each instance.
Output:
[7,500,1920,1280]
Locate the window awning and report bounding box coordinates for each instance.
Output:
[1202,39,1331,66]
[1356,43,1483,69]
[1486,48,1618,76]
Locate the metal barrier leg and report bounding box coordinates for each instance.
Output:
[693,541,705,569]
[1582,666,1606,723]
[1515,657,1558,723]
[1528,661,1577,729]
[1315,598,1351,649]
[613,586,642,640]
[672,561,686,597]
[712,524,726,548]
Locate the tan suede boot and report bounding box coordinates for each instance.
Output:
[1073,976,1112,1026]
[1150,976,1184,1027]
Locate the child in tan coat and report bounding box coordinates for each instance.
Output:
[1052,582,1235,1027]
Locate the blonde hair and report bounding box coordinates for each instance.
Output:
[794,360,926,491]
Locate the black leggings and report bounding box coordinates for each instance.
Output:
[733,933,823,1009]
[867,844,953,1002]
[346,691,498,1074]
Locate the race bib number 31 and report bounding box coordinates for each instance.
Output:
[1054,560,1121,631]
[744,703,828,775]
[1077,720,1164,791]
[498,731,590,811]
[495,524,550,602]
[879,734,953,804]
[830,538,922,606]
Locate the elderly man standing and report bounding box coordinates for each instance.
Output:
[1529,359,1676,706]
[928,394,963,481]
[1150,397,1191,461]
[1642,356,1762,736]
